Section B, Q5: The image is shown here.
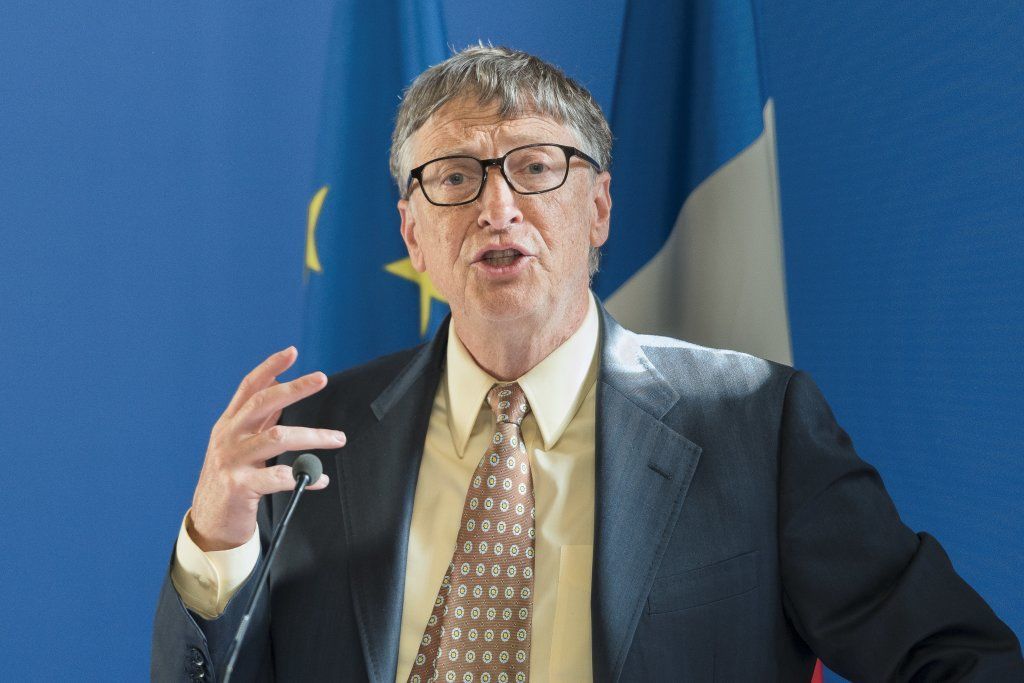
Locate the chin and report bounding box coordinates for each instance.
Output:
[465,283,540,322]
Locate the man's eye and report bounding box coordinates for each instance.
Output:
[443,173,465,186]
[525,163,547,174]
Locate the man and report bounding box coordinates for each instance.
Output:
[152,46,1023,681]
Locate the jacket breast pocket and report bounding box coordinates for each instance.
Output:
[647,550,759,614]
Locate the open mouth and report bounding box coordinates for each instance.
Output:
[479,248,524,267]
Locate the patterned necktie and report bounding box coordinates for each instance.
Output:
[409,382,535,683]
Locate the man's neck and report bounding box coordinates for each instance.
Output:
[451,292,590,381]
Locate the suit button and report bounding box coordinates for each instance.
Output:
[186,646,207,680]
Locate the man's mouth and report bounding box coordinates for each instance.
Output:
[479,248,524,267]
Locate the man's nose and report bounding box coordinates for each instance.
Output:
[476,167,523,230]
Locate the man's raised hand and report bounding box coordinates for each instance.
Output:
[188,346,345,551]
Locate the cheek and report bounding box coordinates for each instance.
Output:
[418,220,471,281]
[442,231,466,265]
[546,200,593,256]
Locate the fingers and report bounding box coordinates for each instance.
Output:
[224,346,297,419]
[256,403,283,434]
[234,371,329,431]
[305,472,331,491]
[249,464,331,496]
[239,425,347,464]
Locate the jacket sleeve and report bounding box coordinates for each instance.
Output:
[151,497,274,682]
[777,370,1023,681]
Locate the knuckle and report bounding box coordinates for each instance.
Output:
[239,372,256,393]
[248,391,267,413]
[209,424,225,444]
[266,425,286,443]
[212,416,234,437]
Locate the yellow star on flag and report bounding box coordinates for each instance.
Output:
[385,257,447,336]
[305,185,329,276]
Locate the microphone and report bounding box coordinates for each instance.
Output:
[221,453,323,683]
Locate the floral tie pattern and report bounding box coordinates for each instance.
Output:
[409,383,535,683]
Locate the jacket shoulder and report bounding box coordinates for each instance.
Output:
[633,332,796,399]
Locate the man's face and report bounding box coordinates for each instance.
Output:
[397,97,611,327]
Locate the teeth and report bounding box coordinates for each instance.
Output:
[484,248,520,260]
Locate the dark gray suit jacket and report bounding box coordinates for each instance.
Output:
[152,302,1023,681]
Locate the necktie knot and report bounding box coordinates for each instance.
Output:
[487,382,530,426]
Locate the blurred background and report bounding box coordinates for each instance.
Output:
[0,1,1020,679]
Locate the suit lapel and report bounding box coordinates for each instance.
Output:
[591,303,704,682]
[337,319,449,683]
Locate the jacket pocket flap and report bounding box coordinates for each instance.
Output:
[648,550,759,614]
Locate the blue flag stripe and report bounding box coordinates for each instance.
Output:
[596,0,767,297]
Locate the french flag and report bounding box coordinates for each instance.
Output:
[597,1,822,681]
[599,0,792,369]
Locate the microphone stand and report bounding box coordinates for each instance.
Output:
[221,453,321,683]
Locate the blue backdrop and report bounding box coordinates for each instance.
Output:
[0,2,1020,679]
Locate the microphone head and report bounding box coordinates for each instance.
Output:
[292,453,323,484]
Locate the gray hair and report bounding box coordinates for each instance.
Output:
[390,44,611,277]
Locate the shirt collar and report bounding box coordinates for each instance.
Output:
[445,291,600,457]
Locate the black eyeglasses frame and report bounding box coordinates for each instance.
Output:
[405,142,602,206]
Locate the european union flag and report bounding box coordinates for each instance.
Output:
[301,0,449,375]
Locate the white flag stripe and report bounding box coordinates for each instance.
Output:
[606,99,793,366]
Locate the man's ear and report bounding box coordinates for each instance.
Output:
[589,171,612,249]
[398,198,427,271]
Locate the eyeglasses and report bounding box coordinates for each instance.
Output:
[406,143,602,206]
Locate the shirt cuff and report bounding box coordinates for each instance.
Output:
[170,509,260,619]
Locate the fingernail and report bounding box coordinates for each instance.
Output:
[333,432,346,444]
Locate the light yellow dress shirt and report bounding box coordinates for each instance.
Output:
[172,292,600,682]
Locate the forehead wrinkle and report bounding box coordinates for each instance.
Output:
[413,101,575,163]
